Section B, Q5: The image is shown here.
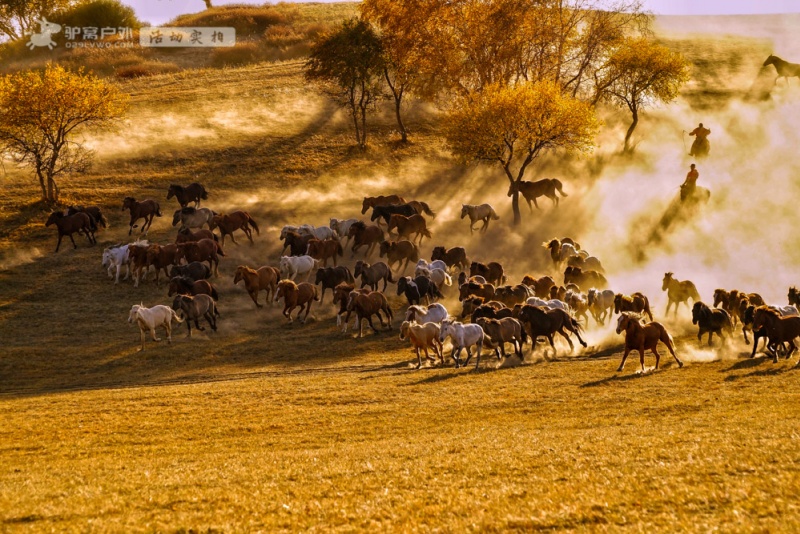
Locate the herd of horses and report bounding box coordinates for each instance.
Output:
[45,174,800,373]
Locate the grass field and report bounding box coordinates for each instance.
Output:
[2,9,800,532]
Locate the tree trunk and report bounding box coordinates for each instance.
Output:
[511,190,521,226]
[36,169,47,203]
[384,69,407,143]
[624,107,638,153]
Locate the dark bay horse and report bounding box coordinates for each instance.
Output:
[508,179,568,210]
[123,197,161,236]
[167,182,208,208]
[45,212,95,252]
[763,55,800,85]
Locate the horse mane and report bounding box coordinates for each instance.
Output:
[620,311,644,322]
[757,305,781,318]
[351,220,366,231]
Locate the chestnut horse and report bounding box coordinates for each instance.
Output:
[145,243,178,286]
[45,212,94,252]
[752,306,800,363]
[361,194,406,215]
[175,227,217,244]
[234,265,280,307]
[275,280,319,324]
[615,313,682,372]
[306,238,343,267]
[209,211,260,246]
[348,221,384,257]
[387,214,431,245]
[122,197,161,236]
[431,246,469,272]
[379,240,419,273]
[346,290,394,338]
[167,182,208,208]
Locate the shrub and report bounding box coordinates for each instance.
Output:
[210,42,261,67]
[59,0,142,32]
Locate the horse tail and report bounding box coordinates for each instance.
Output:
[171,309,184,323]
[345,268,355,283]
[313,285,320,301]
[643,297,653,320]
[554,179,568,197]
[337,241,343,257]
[156,206,162,217]
[520,325,529,346]
[490,207,500,220]
[98,212,108,228]
[443,273,452,287]
[211,286,219,301]
[387,269,396,285]
[247,215,260,235]
[422,202,436,219]
[571,316,583,334]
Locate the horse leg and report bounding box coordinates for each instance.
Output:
[367,314,380,334]
[481,218,489,233]
[533,197,541,210]
[303,301,313,324]
[617,347,631,372]
[525,197,533,212]
[139,327,146,351]
[250,290,262,308]
[665,300,672,317]
[206,311,217,331]
[69,233,78,250]
[415,347,422,369]
[707,331,714,347]
[557,328,575,352]
[229,232,239,246]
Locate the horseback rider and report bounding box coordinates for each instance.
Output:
[688,123,711,157]
[680,163,699,202]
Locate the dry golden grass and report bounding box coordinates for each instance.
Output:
[2,24,800,531]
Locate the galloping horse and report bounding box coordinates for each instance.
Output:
[662,272,701,317]
[508,179,568,210]
[460,204,499,234]
[763,55,800,85]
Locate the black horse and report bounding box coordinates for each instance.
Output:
[691,302,732,346]
[763,55,800,85]
[396,276,442,306]
[167,182,209,208]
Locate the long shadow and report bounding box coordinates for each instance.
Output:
[580,370,661,388]
[721,355,770,372]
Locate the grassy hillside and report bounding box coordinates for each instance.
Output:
[2,11,800,531]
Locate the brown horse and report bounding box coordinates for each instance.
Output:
[477,317,527,359]
[615,313,682,372]
[122,197,162,236]
[493,285,531,307]
[333,283,362,330]
[387,214,431,245]
[379,240,419,273]
[753,306,800,363]
[175,227,217,244]
[314,266,354,303]
[662,272,701,317]
[406,200,436,219]
[146,243,178,286]
[346,290,394,338]
[354,260,394,292]
[431,246,469,272]
[517,305,587,356]
[282,231,314,257]
[67,205,107,230]
[458,281,496,302]
[691,302,733,346]
[522,275,556,299]
[564,266,607,290]
[469,261,505,286]
[348,221,384,257]
[508,179,567,210]
[168,276,219,301]
[361,194,406,215]
[275,280,319,324]
[167,182,208,208]
[306,238,343,267]
[209,211,259,246]
[128,242,150,287]
[614,292,654,321]
[45,212,94,252]
[172,294,218,337]
[234,265,279,307]
[175,238,224,277]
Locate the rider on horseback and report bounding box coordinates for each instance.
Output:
[688,123,710,157]
[680,163,699,202]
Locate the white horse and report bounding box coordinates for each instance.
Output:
[405,303,448,325]
[460,203,499,234]
[771,305,799,317]
[587,288,615,325]
[102,243,131,284]
[439,319,485,369]
[279,255,317,281]
[415,259,448,273]
[128,304,183,351]
[414,266,452,290]
[309,225,337,241]
[526,297,571,313]
[330,218,359,244]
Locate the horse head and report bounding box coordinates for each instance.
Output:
[460,205,468,219]
[507,182,518,197]
[764,54,777,67]
[615,313,628,334]
[662,273,673,291]
[122,197,135,211]
[45,211,63,226]
[167,185,178,200]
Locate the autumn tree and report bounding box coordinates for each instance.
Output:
[0,65,128,205]
[445,81,598,225]
[305,19,385,150]
[600,37,689,152]
[0,0,72,41]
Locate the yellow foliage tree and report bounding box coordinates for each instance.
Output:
[445,81,598,225]
[0,64,127,205]
[600,37,689,153]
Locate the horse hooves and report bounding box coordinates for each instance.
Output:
[678,361,684,368]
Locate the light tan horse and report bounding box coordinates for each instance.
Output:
[234,265,279,307]
[460,204,499,234]
[400,321,443,368]
[508,179,568,210]
[615,312,682,372]
[662,272,701,317]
